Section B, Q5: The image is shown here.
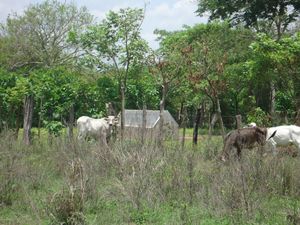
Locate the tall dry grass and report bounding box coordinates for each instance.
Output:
[0,130,300,224]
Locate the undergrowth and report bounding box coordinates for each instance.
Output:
[0,131,299,224]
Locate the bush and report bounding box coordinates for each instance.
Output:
[0,132,22,206]
[246,107,271,126]
[47,190,85,225]
[44,120,64,137]
[1,131,300,224]
[46,159,87,225]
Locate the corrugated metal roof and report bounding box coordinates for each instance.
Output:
[122,110,178,128]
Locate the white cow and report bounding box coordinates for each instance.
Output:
[266,125,300,153]
[77,116,118,145]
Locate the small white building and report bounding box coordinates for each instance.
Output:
[119,109,179,140]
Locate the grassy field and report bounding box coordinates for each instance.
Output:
[1,129,300,225]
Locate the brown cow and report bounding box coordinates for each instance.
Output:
[221,127,273,161]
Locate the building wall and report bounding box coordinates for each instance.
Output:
[122,121,178,141]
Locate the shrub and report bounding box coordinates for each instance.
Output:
[246,107,271,126]
[0,132,22,206]
[46,159,87,225]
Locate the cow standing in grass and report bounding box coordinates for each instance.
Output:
[221,126,276,161]
[77,116,118,146]
[266,125,300,153]
[247,123,300,155]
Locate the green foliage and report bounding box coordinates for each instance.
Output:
[247,33,300,114]
[129,208,156,224]
[0,134,23,207]
[0,69,25,129]
[96,76,119,109]
[44,121,64,137]
[80,8,148,76]
[30,68,83,125]
[2,132,300,224]
[246,107,271,126]
[126,68,159,109]
[196,0,300,38]
[47,189,85,225]
[276,91,294,113]
[1,0,93,69]
[157,22,254,118]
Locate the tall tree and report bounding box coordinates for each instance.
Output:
[79,8,149,140]
[186,23,253,138]
[1,0,93,69]
[196,0,300,40]
[196,0,300,117]
[248,33,300,125]
[0,0,93,144]
[148,28,193,146]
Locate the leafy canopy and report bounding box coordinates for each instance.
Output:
[196,0,300,38]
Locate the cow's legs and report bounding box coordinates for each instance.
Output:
[269,140,278,155]
[221,151,229,162]
[98,130,108,147]
[221,143,231,162]
[236,146,242,160]
[78,131,84,140]
[102,136,108,147]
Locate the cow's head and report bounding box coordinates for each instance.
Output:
[254,127,268,145]
[105,115,119,127]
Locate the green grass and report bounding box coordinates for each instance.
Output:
[1,130,300,224]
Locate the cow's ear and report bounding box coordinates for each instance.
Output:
[255,127,264,135]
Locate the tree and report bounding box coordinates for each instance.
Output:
[196,0,300,117]
[1,0,93,69]
[32,67,83,139]
[0,0,92,144]
[79,8,149,140]
[248,33,300,125]
[126,67,159,110]
[185,23,254,138]
[148,28,192,146]
[0,68,23,134]
[196,0,300,40]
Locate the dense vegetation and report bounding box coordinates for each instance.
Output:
[0,0,299,142]
[1,132,300,224]
[1,0,300,224]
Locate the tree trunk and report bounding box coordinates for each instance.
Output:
[120,81,125,142]
[181,106,187,150]
[236,114,242,129]
[141,104,147,145]
[270,81,276,118]
[208,113,218,139]
[216,98,225,140]
[158,84,166,147]
[67,104,75,139]
[296,110,300,126]
[193,106,202,145]
[209,99,225,140]
[38,98,43,139]
[23,95,34,145]
[106,102,116,116]
[14,111,20,140]
[294,76,300,126]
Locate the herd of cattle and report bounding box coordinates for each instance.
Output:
[221,123,300,161]
[76,115,300,161]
